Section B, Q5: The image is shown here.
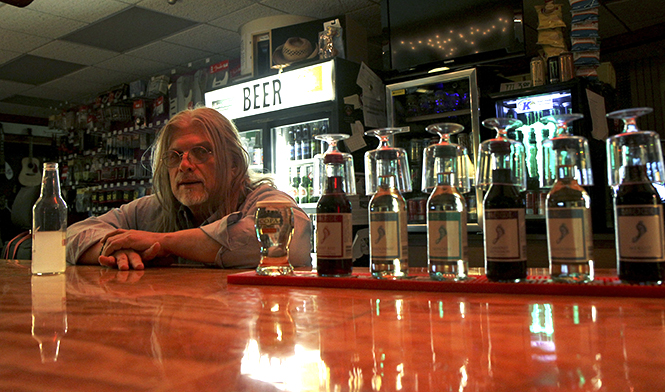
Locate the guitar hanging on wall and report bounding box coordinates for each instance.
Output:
[0,123,15,211]
[18,128,41,187]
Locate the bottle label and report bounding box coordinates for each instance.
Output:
[616,205,665,262]
[370,211,408,261]
[428,211,468,261]
[484,208,526,261]
[316,213,352,258]
[547,207,593,262]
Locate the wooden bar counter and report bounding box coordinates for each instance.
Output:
[1,259,664,391]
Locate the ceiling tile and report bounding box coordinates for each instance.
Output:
[163,25,241,54]
[0,49,21,66]
[29,40,119,66]
[0,79,33,100]
[36,78,107,97]
[0,55,86,85]
[605,0,665,31]
[61,6,196,53]
[25,0,129,23]
[64,66,137,88]
[137,0,255,23]
[260,0,344,19]
[0,27,51,53]
[209,4,286,33]
[126,41,214,66]
[95,54,172,79]
[0,6,86,39]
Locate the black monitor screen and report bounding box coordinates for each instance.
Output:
[384,0,525,72]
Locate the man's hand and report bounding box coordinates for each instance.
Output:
[101,229,167,258]
[98,229,171,270]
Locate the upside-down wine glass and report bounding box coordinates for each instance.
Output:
[364,127,411,279]
[312,134,356,277]
[606,107,665,284]
[421,123,471,281]
[476,117,528,282]
[540,113,595,283]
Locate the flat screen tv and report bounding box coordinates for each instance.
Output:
[382,0,526,73]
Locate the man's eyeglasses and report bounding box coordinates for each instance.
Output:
[162,146,213,168]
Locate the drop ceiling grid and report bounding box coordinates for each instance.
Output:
[0,28,51,53]
[25,0,130,24]
[0,79,33,100]
[259,0,346,19]
[29,41,120,66]
[126,40,215,66]
[0,6,86,39]
[162,24,241,54]
[207,3,287,33]
[94,54,171,78]
[136,0,258,23]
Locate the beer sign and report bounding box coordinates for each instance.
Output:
[205,60,335,120]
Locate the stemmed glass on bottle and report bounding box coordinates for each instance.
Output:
[364,127,411,279]
[312,134,356,277]
[606,107,665,283]
[540,113,595,283]
[422,122,471,281]
[476,117,528,282]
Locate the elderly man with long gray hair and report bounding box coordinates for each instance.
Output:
[66,107,312,270]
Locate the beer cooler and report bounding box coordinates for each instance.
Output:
[385,68,482,228]
[205,57,366,223]
[487,79,613,233]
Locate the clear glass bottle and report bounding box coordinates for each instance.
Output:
[614,164,665,283]
[32,162,68,275]
[546,164,594,282]
[427,172,468,280]
[369,175,409,278]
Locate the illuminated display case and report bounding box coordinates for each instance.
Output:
[205,58,364,222]
[488,80,613,233]
[385,68,481,227]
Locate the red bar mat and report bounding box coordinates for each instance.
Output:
[227,271,665,298]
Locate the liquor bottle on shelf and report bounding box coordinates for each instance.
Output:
[298,167,309,203]
[422,123,470,281]
[301,123,311,160]
[314,134,357,277]
[287,126,295,161]
[291,167,301,204]
[541,114,595,283]
[607,107,665,283]
[294,125,302,160]
[477,118,527,282]
[365,128,411,279]
[310,122,321,157]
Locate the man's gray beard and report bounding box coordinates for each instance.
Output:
[177,189,209,208]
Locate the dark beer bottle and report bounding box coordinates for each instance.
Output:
[316,153,353,277]
[614,164,665,283]
[483,168,527,281]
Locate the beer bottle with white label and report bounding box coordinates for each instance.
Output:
[427,172,468,280]
[546,164,594,282]
[483,168,527,281]
[369,174,409,278]
[614,164,665,283]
